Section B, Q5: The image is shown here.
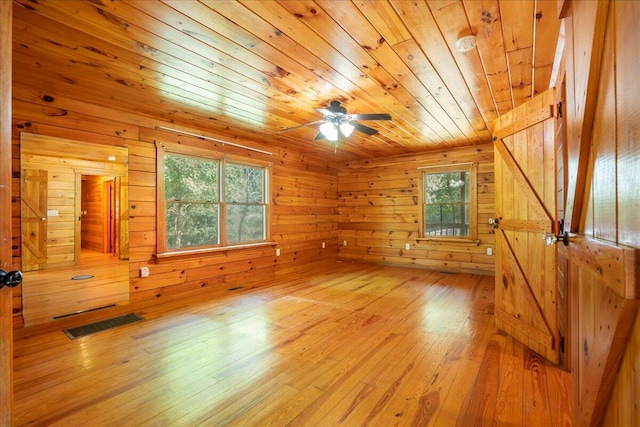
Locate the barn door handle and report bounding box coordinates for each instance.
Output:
[0,270,23,289]
[488,217,500,229]
[543,231,569,246]
[41,217,46,221]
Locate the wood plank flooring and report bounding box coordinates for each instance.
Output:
[12,262,572,426]
[21,249,129,326]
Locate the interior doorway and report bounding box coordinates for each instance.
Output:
[20,133,130,326]
[81,175,119,257]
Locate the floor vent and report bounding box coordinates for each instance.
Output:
[227,286,245,291]
[50,304,117,320]
[63,313,144,339]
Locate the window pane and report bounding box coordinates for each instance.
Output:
[225,164,264,203]
[166,202,219,248]
[165,155,218,201]
[424,170,470,237]
[226,205,265,243]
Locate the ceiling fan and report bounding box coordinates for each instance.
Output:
[278,100,392,146]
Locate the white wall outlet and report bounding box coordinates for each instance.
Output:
[405,243,411,250]
[343,240,347,246]
[47,209,59,217]
[322,241,326,248]
[487,247,493,256]
[276,248,281,256]
[140,266,150,277]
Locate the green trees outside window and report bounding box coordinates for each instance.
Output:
[420,163,477,241]
[163,152,268,250]
[423,170,470,237]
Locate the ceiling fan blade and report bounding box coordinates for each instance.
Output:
[314,107,338,117]
[348,113,392,121]
[278,119,326,134]
[353,123,379,136]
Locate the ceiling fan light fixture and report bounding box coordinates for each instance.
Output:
[319,121,338,141]
[339,122,354,137]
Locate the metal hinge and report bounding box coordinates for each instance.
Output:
[560,336,565,353]
[556,102,563,118]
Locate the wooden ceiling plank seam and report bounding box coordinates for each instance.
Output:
[349,1,471,144]
[234,0,451,147]
[11,0,312,132]
[498,0,536,108]
[532,0,562,98]
[461,0,509,116]
[344,2,471,144]
[11,49,274,131]
[11,65,284,151]
[270,0,444,147]
[115,5,340,133]
[16,2,322,129]
[153,0,333,107]
[391,38,483,143]
[392,0,495,136]
[426,0,500,134]
[273,0,447,146]
[233,0,392,105]
[118,0,327,126]
[12,27,290,131]
[208,3,422,146]
[507,46,534,107]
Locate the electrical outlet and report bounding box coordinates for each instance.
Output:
[343,240,347,246]
[322,241,326,248]
[487,247,493,256]
[276,248,281,256]
[140,266,150,278]
[405,243,411,250]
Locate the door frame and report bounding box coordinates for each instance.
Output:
[0,1,13,423]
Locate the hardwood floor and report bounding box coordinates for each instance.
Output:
[21,249,129,326]
[12,263,571,426]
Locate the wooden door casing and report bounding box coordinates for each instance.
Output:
[493,88,561,365]
[0,1,12,423]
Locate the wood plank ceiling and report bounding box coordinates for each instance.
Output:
[12,0,561,160]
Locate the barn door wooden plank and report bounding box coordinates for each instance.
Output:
[568,234,640,426]
[21,169,48,271]
[496,229,555,348]
[493,87,560,364]
[494,140,554,231]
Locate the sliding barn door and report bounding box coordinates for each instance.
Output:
[21,169,48,272]
[493,88,561,364]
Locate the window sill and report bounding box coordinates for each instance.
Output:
[416,237,480,246]
[154,241,276,260]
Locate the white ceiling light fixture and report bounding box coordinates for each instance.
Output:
[339,122,354,138]
[455,35,477,53]
[319,121,338,141]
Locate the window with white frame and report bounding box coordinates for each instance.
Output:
[157,143,270,253]
[419,163,477,241]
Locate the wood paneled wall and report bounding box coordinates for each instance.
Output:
[560,0,640,424]
[337,144,495,275]
[581,1,640,424]
[11,94,340,328]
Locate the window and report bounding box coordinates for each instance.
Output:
[157,143,270,254]
[419,163,477,241]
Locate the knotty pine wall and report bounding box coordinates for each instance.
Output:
[10,95,340,328]
[337,144,495,275]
